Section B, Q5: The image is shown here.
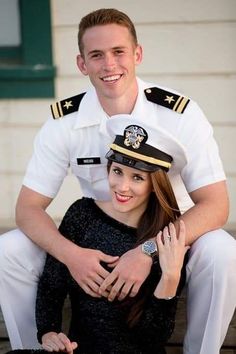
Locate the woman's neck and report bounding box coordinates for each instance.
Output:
[95,200,141,228]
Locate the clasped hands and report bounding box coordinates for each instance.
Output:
[66,220,188,302]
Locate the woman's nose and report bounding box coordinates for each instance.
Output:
[117,178,130,192]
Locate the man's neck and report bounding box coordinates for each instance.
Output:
[103,98,137,116]
[96,80,139,117]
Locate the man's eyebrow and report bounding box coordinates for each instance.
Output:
[112,46,126,50]
[87,49,101,56]
[87,46,127,55]
[112,46,127,51]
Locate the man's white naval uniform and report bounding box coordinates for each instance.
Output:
[0,78,236,354]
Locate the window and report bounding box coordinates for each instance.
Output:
[0,0,55,98]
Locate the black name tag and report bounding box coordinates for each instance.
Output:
[77,157,101,165]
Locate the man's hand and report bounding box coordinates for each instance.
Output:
[42,332,78,354]
[99,246,152,301]
[66,246,119,297]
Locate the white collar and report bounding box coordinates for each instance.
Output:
[73,86,106,129]
[73,77,152,130]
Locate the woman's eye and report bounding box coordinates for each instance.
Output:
[134,175,144,181]
[113,168,121,175]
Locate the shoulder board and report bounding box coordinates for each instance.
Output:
[50,92,86,119]
[144,87,190,114]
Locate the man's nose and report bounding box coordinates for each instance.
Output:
[103,53,116,70]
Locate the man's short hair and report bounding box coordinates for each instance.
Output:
[78,8,138,55]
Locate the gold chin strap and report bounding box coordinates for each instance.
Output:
[110,144,171,169]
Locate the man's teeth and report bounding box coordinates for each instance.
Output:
[103,75,120,81]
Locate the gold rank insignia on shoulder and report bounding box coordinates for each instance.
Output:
[50,92,86,119]
[144,87,190,114]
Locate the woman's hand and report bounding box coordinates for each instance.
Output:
[154,220,189,299]
[42,332,78,354]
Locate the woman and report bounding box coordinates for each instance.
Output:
[7,115,189,354]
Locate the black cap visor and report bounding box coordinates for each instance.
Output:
[105,150,169,172]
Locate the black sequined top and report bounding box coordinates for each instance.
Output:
[36,198,182,354]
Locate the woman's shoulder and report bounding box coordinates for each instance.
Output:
[66,196,95,212]
[59,197,96,229]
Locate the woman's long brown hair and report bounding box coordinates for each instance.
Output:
[107,161,181,326]
[126,169,181,327]
[137,169,181,244]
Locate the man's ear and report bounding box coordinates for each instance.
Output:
[134,44,143,66]
[76,54,88,75]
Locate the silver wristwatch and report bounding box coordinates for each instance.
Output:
[141,240,158,260]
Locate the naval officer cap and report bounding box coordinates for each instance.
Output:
[105,114,187,173]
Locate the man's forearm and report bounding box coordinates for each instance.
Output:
[16,203,78,265]
[177,181,229,245]
[178,204,226,246]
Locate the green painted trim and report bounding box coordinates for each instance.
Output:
[0,79,55,98]
[0,0,55,98]
[0,47,21,62]
[20,0,53,65]
[0,65,55,79]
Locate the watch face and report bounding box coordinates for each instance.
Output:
[142,240,157,256]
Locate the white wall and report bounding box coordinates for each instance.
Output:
[0,0,235,229]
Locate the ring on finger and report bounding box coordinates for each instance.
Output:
[167,235,171,241]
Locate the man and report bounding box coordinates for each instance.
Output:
[0,8,235,354]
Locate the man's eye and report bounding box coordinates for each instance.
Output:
[115,50,124,55]
[91,53,101,58]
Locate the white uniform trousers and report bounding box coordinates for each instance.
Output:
[0,228,236,353]
[0,229,45,349]
[184,229,236,354]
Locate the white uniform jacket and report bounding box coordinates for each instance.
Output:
[23,78,225,212]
